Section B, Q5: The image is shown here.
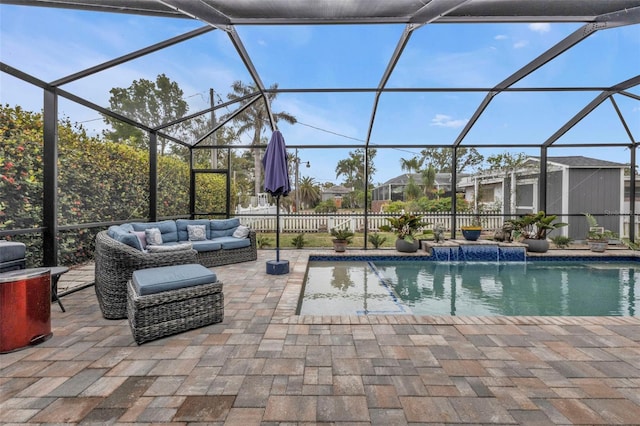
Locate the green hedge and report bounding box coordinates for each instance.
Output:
[1,104,226,266]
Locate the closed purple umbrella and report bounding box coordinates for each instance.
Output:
[262,130,290,274]
[262,130,290,197]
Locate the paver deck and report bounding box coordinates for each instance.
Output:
[1,249,639,424]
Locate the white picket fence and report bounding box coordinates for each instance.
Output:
[236,211,503,233]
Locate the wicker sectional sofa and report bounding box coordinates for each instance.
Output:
[94,218,256,319]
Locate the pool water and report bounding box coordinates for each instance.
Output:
[298,260,639,316]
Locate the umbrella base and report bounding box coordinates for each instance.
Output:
[266,260,289,275]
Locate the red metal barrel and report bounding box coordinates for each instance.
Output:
[0,268,52,353]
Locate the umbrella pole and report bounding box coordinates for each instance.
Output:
[276,195,280,262]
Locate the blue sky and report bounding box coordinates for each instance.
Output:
[1,4,639,186]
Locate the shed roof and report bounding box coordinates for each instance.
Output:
[528,156,627,168]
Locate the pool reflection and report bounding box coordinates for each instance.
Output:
[375,261,638,316]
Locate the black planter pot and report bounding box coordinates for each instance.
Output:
[395,238,419,253]
[461,228,481,241]
[524,238,549,253]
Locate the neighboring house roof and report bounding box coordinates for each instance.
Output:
[527,156,626,168]
[321,185,351,195]
[376,173,454,188]
[457,155,626,188]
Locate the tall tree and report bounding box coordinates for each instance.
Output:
[400,156,422,174]
[226,81,296,196]
[419,147,483,173]
[103,74,191,155]
[335,148,377,209]
[298,176,321,209]
[484,152,527,171]
[335,148,377,188]
[421,164,437,197]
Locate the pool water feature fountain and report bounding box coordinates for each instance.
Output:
[422,240,526,262]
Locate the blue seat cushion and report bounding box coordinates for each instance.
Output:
[176,219,211,242]
[108,225,142,250]
[190,240,222,252]
[215,236,251,250]
[131,220,179,243]
[209,218,241,239]
[132,264,217,296]
[0,241,26,262]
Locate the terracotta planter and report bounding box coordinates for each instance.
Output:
[332,239,348,252]
[461,227,482,241]
[395,238,419,253]
[524,238,549,253]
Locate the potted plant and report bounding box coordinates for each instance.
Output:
[330,228,354,252]
[584,213,616,252]
[506,211,567,253]
[379,212,429,253]
[461,214,483,241]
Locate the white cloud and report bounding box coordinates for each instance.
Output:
[430,114,468,128]
[529,23,551,33]
[513,40,529,49]
[494,34,508,40]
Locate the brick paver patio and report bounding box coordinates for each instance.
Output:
[1,249,639,424]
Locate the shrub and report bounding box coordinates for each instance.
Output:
[550,235,572,249]
[291,233,306,249]
[1,104,227,266]
[367,232,387,248]
[314,200,337,213]
[256,234,272,248]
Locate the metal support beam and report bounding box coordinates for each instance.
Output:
[454,22,602,147]
[451,147,458,239]
[155,91,259,131]
[189,150,195,218]
[364,148,369,248]
[631,146,637,242]
[410,0,472,25]
[543,75,640,147]
[365,24,414,147]
[43,88,58,266]
[453,7,640,147]
[224,26,277,130]
[158,0,231,26]
[539,147,548,213]
[193,94,262,146]
[610,95,637,143]
[51,26,214,86]
[149,132,158,222]
[366,0,470,147]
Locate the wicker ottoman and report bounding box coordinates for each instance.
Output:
[127,264,223,345]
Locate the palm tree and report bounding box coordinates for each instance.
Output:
[335,157,359,186]
[400,156,422,202]
[336,148,377,188]
[227,81,296,196]
[400,156,422,175]
[298,176,321,209]
[421,164,437,197]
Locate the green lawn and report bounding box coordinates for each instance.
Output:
[256,231,398,249]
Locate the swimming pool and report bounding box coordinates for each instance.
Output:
[298,259,639,316]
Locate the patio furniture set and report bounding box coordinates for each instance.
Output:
[94,218,257,344]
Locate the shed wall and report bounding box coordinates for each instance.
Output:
[568,169,621,239]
